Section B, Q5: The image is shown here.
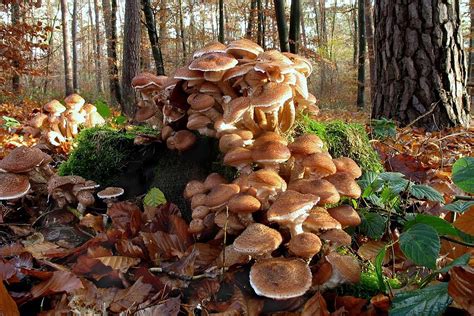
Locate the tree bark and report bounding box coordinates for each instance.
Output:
[102,0,121,105]
[469,1,474,112]
[289,0,301,53]
[142,0,165,75]
[274,0,289,52]
[257,0,263,46]
[11,2,20,92]
[364,0,375,102]
[218,0,224,43]
[356,0,365,109]
[301,5,307,49]
[352,1,358,67]
[121,0,141,116]
[372,0,470,129]
[247,0,257,39]
[72,0,79,91]
[92,0,103,93]
[60,0,74,96]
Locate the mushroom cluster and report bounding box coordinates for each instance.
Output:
[0,146,53,201]
[23,94,105,146]
[134,39,363,300]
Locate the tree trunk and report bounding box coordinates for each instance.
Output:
[92,0,103,93]
[121,0,141,116]
[289,0,301,53]
[257,0,264,46]
[178,0,186,60]
[469,1,474,112]
[11,2,20,92]
[274,0,289,52]
[218,0,224,43]
[364,0,375,103]
[372,0,470,129]
[102,0,122,105]
[301,5,307,49]
[352,1,358,67]
[60,0,74,96]
[356,0,365,109]
[72,0,79,91]
[142,0,165,75]
[247,0,257,39]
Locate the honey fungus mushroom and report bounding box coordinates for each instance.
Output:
[249,257,312,299]
[0,173,31,200]
[97,187,124,206]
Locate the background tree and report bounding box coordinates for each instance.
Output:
[102,0,121,105]
[289,0,301,53]
[92,0,103,93]
[274,0,289,52]
[218,0,224,43]
[10,2,20,92]
[121,0,141,116]
[60,0,74,95]
[364,0,375,101]
[356,0,365,108]
[142,0,165,75]
[72,0,79,91]
[372,0,470,129]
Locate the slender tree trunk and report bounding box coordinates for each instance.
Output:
[178,0,186,60]
[469,0,474,112]
[43,4,59,94]
[92,0,103,93]
[301,5,307,49]
[257,0,263,46]
[102,0,122,104]
[274,0,289,52]
[372,0,470,129]
[60,0,74,95]
[11,2,20,92]
[356,0,365,108]
[121,0,141,116]
[352,1,358,67]
[142,0,165,75]
[262,0,268,49]
[72,0,79,91]
[289,0,301,53]
[218,0,224,43]
[247,0,257,39]
[364,0,375,103]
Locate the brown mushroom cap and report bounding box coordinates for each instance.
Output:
[223,97,251,124]
[28,113,48,128]
[332,157,362,179]
[288,232,322,258]
[187,114,212,131]
[187,93,215,112]
[324,173,362,199]
[43,100,66,114]
[219,134,245,153]
[251,141,291,165]
[216,245,251,268]
[97,187,124,199]
[76,190,95,208]
[131,73,167,91]
[0,173,30,200]
[223,147,253,168]
[319,229,352,246]
[249,257,312,299]
[327,205,361,227]
[288,179,340,205]
[0,146,51,173]
[190,193,207,210]
[267,190,319,223]
[174,67,204,80]
[173,130,197,152]
[134,106,158,122]
[193,41,227,59]
[203,173,228,191]
[251,82,293,109]
[184,180,206,199]
[233,223,282,255]
[47,175,86,194]
[205,183,240,209]
[228,194,261,214]
[248,168,287,192]
[252,131,288,147]
[288,134,324,157]
[189,53,238,72]
[303,207,342,232]
[214,211,245,231]
[325,252,361,284]
[64,94,85,109]
[302,153,337,178]
[226,38,264,59]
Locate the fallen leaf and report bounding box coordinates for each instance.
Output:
[448,265,474,314]
[97,256,140,272]
[30,271,83,299]
[135,297,181,316]
[335,296,368,316]
[0,280,19,316]
[108,201,142,237]
[109,277,152,313]
[357,240,387,263]
[79,214,105,232]
[453,208,474,235]
[115,239,145,259]
[302,291,329,316]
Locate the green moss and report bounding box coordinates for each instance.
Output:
[302,117,384,173]
[58,126,158,186]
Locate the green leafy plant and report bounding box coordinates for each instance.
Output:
[144,187,167,207]
[370,118,397,140]
[1,115,21,130]
[451,157,474,194]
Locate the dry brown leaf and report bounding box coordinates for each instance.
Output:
[23,241,67,259]
[453,208,474,236]
[134,297,181,316]
[109,277,152,313]
[115,239,145,259]
[30,271,83,299]
[108,201,142,236]
[0,243,25,257]
[87,245,113,258]
[96,256,140,272]
[79,214,105,232]
[0,280,19,316]
[357,241,387,263]
[302,291,329,316]
[141,231,188,261]
[335,296,368,316]
[448,265,474,314]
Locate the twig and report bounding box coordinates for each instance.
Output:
[402,100,440,131]
[453,195,474,201]
[149,266,223,281]
[441,236,474,248]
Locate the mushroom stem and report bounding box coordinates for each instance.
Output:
[289,223,304,237]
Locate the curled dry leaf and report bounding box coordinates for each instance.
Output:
[115,239,145,259]
[97,256,141,273]
[370,294,390,312]
[141,231,188,261]
[448,265,474,314]
[453,208,474,236]
[357,240,387,263]
[302,291,329,316]
[0,280,20,316]
[109,277,153,313]
[108,201,142,237]
[335,296,368,316]
[79,214,105,232]
[87,245,113,258]
[30,271,83,299]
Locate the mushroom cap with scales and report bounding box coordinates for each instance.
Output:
[249,257,312,299]
[0,173,30,200]
[232,223,282,256]
[97,187,124,199]
[0,146,51,173]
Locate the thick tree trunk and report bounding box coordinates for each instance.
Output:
[121,0,141,116]
[218,0,224,43]
[274,0,289,52]
[372,0,470,129]
[246,0,257,39]
[92,0,103,93]
[60,0,74,96]
[364,0,375,102]
[289,0,301,53]
[142,0,165,75]
[356,0,365,108]
[72,0,79,91]
[11,2,20,92]
[102,0,122,105]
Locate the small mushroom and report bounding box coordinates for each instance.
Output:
[0,173,31,200]
[288,232,322,260]
[322,252,361,289]
[97,187,124,206]
[232,223,282,258]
